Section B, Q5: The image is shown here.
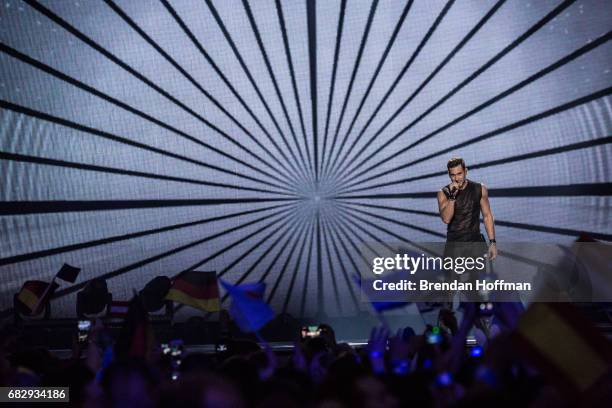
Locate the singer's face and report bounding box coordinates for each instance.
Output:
[448,165,466,185]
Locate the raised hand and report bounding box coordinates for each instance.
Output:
[292,341,307,372]
[487,242,497,261]
[388,329,411,362]
[367,326,390,374]
[388,329,412,375]
[259,341,278,380]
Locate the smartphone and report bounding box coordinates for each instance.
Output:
[77,320,91,344]
[478,302,494,316]
[166,339,183,381]
[169,339,183,357]
[161,343,170,355]
[426,326,442,344]
[301,325,321,340]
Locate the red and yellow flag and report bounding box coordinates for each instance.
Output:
[514,303,611,400]
[166,271,220,312]
[16,280,59,314]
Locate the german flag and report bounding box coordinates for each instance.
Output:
[514,303,612,401]
[166,271,220,312]
[16,280,59,314]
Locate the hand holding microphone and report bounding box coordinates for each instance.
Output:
[447,181,461,201]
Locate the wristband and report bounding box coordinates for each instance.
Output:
[489,239,496,245]
[443,186,458,201]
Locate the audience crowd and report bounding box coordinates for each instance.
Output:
[1,302,610,407]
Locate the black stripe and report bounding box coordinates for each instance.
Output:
[341,201,612,241]
[0,197,296,216]
[495,220,612,241]
[286,218,315,314]
[215,209,303,279]
[234,212,310,286]
[22,0,297,189]
[0,204,293,267]
[203,0,311,186]
[275,0,313,175]
[345,202,435,218]
[217,211,310,305]
[321,213,360,312]
[330,6,455,192]
[340,136,612,194]
[0,42,295,189]
[158,0,303,187]
[319,0,347,178]
[320,213,343,312]
[338,86,612,192]
[306,0,318,182]
[298,207,318,316]
[338,183,612,201]
[242,0,311,180]
[335,210,391,262]
[327,213,372,280]
[0,100,291,192]
[325,213,379,313]
[330,0,500,183]
[329,0,455,184]
[338,207,448,267]
[266,213,312,304]
[217,214,297,278]
[257,211,310,285]
[80,205,295,293]
[323,0,379,180]
[102,0,299,189]
[338,202,445,239]
[179,210,293,280]
[338,1,580,185]
[342,26,611,186]
[0,205,297,318]
[325,0,416,180]
[0,151,294,196]
[315,208,324,313]
[339,204,584,271]
[341,203,568,279]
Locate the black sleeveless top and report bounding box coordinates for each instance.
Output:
[442,180,482,241]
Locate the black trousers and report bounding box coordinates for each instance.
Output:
[443,232,489,302]
[444,232,487,259]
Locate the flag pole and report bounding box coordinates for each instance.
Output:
[254,329,278,380]
[254,330,267,345]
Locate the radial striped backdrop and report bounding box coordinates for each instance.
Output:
[1,0,611,319]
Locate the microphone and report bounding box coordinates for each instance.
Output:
[448,181,464,200]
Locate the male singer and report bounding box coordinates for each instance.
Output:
[437,157,497,261]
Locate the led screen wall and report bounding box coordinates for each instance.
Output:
[1,0,610,318]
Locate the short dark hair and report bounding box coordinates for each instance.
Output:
[447,157,465,170]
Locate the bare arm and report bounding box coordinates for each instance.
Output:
[437,190,455,224]
[480,184,497,260]
[480,185,495,240]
